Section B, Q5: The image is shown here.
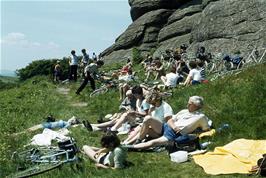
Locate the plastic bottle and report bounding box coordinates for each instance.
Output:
[200,141,212,149]
[217,123,230,133]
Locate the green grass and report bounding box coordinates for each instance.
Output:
[0,63,266,178]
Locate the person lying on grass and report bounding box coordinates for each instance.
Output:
[12,116,91,136]
[125,96,210,150]
[83,133,128,169]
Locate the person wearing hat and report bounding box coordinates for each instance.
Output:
[126,96,210,150]
[119,90,136,111]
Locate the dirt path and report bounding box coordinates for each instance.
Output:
[56,87,87,107]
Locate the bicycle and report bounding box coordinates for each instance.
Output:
[8,138,82,178]
[140,82,173,99]
[90,79,118,97]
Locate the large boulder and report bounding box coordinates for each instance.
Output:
[101,0,266,63]
[129,0,188,21]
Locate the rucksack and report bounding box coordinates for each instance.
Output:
[165,135,200,154]
[257,154,266,176]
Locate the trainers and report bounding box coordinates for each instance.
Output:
[82,120,92,131]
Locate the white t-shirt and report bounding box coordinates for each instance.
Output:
[151,101,173,123]
[136,99,150,113]
[165,72,179,87]
[188,68,201,81]
[172,109,209,135]
[70,55,78,65]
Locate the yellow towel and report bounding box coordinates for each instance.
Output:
[193,139,266,175]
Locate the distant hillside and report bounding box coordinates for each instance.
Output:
[0,70,16,77]
[0,76,18,83]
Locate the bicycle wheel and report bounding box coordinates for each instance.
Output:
[10,162,62,178]
[90,87,108,97]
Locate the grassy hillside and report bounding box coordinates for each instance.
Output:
[0,63,265,178]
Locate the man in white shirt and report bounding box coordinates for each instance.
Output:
[129,96,210,150]
[69,50,79,81]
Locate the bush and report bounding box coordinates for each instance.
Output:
[132,47,143,65]
[16,58,70,81]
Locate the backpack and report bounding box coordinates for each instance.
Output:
[165,135,200,154]
[257,154,266,176]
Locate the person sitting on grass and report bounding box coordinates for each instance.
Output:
[83,133,128,169]
[183,61,202,86]
[145,59,165,81]
[125,96,210,150]
[88,86,149,133]
[160,66,180,89]
[122,90,173,145]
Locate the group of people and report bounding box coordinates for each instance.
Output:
[81,85,211,169]
[48,45,215,169]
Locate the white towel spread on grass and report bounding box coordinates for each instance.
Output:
[30,128,70,146]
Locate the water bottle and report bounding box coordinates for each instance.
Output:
[217,123,230,133]
[200,141,212,149]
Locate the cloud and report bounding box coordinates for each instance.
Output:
[1,32,60,49]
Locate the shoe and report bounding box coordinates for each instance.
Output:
[75,91,80,95]
[82,120,92,131]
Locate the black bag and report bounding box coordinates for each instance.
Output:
[165,135,200,154]
[58,138,79,158]
[258,154,266,176]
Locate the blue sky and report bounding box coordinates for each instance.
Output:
[1,0,131,72]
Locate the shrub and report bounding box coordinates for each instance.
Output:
[16,58,70,81]
[132,47,143,65]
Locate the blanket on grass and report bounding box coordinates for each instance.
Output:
[193,139,266,175]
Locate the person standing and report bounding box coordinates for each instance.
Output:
[69,50,79,81]
[92,52,98,62]
[54,61,61,82]
[76,60,104,95]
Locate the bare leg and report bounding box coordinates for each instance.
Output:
[133,136,168,149]
[110,112,135,131]
[92,120,116,129]
[123,125,141,144]
[139,116,163,140]
[161,76,167,85]
[82,145,99,163]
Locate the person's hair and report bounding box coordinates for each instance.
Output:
[132,85,143,96]
[145,90,162,104]
[189,96,204,109]
[100,134,120,149]
[127,69,133,75]
[71,50,76,55]
[170,65,176,73]
[189,61,197,69]
[197,60,205,67]
[81,49,86,53]
[96,60,104,66]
